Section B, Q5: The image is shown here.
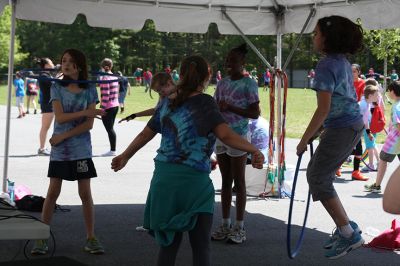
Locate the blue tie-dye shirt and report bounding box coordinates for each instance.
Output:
[313,54,362,128]
[214,76,259,135]
[147,94,225,173]
[50,82,99,161]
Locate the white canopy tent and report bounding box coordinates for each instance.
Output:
[2,0,400,192]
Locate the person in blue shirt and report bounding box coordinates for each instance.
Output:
[31,49,105,256]
[297,16,365,259]
[112,55,264,266]
[13,71,26,118]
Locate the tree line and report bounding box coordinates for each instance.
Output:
[1,6,399,84]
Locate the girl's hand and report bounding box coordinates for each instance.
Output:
[251,150,264,169]
[86,108,106,118]
[119,113,136,123]
[49,134,65,146]
[296,139,308,156]
[111,154,129,172]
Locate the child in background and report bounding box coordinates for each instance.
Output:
[212,43,260,244]
[117,71,131,114]
[25,71,39,115]
[31,49,105,255]
[99,58,119,156]
[359,85,380,173]
[111,55,264,266]
[119,72,175,122]
[297,16,364,259]
[365,81,400,193]
[14,72,26,118]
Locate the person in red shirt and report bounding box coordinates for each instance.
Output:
[352,64,365,102]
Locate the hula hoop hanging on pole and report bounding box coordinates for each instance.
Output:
[286,142,314,259]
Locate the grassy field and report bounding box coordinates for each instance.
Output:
[0,84,389,142]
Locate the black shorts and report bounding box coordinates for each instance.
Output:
[48,158,97,181]
[41,103,53,113]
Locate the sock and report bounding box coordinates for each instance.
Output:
[222,218,231,227]
[354,157,360,171]
[235,220,244,229]
[339,224,354,238]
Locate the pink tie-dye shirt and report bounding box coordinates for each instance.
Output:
[382,100,400,154]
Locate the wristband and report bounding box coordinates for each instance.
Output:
[127,113,136,120]
[366,129,371,134]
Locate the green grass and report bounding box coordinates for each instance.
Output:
[0,84,389,142]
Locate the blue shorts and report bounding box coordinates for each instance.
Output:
[363,130,376,149]
[118,90,127,104]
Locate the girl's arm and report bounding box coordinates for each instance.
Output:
[383,165,400,214]
[118,108,156,123]
[111,126,157,171]
[219,101,260,119]
[52,100,104,124]
[49,102,97,146]
[297,91,331,155]
[213,123,264,168]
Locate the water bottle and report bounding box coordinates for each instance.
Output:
[7,179,15,202]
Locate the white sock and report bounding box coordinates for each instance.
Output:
[222,218,231,227]
[339,224,354,238]
[235,220,244,229]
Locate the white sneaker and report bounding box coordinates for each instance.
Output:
[37,148,51,156]
[101,151,116,157]
[227,226,246,244]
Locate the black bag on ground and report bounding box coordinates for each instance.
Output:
[15,195,45,212]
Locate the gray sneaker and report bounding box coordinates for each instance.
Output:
[84,237,104,254]
[323,221,361,249]
[38,148,51,156]
[211,224,232,241]
[227,226,246,244]
[364,183,381,193]
[31,239,48,255]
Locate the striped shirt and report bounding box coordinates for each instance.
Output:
[100,74,119,109]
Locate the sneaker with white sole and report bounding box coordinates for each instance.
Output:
[84,237,104,254]
[325,231,364,259]
[323,221,362,249]
[227,226,246,244]
[38,148,51,156]
[101,150,116,157]
[31,239,48,255]
[364,183,381,193]
[211,224,231,241]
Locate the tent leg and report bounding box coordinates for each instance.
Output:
[3,0,17,193]
[221,9,274,73]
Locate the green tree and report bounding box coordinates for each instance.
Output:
[0,6,28,71]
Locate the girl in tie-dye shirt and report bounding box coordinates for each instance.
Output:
[365,81,400,193]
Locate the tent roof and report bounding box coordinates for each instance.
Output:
[1,0,400,35]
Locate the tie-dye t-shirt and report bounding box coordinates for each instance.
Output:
[382,100,400,154]
[50,82,99,161]
[214,76,259,135]
[147,94,225,173]
[313,54,362,128]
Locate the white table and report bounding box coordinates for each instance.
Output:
[0,208,50,240]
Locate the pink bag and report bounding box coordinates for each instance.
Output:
[367,219,400,250]
[14,185,32,201]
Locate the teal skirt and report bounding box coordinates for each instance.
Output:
[143,161,215,246]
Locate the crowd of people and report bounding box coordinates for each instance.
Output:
[7,14,400,265]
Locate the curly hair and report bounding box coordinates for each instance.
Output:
[317,16,363,55]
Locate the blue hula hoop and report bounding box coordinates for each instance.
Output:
[286,142,314,259]
[20,68,122,84]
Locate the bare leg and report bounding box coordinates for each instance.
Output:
[383,166,400,214]
[41,178,63,224]
[78,179,95,238]
[217,153,233,219]
[39,112,54,149]
[230,154,247,221]
[375,159,388,186]
[321,196,349,227]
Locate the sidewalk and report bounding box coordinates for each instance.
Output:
[1,105,399,265]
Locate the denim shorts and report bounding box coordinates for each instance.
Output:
[306,122,364,201]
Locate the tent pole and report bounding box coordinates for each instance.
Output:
[276,13,283,197]
[221,9,275,74]
[3,0,17,193]
[282,7,316,72]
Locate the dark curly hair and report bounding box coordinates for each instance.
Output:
[170,55,210,110]
[317,16,363,55]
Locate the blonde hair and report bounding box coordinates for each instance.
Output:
[364,85,379,99]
